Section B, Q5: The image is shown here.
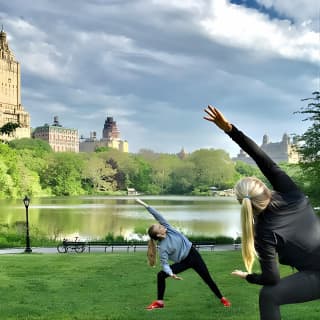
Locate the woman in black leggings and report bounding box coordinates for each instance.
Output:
[136,198,231,310]
[204,106,320,320]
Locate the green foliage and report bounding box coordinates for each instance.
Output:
[168,161,195,194]
[0,127,317,199]
[0,223,58,248]
[129,155,153,193]
[81,153,116,192]
[95,146,112,152]
[294,91,320,205]
[0,122,20,136]
[41,153,85,196]
[235,160,260,177]
[9,138,52,156]
[188,149,237,190]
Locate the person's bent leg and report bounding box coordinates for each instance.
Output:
[189,247,224,299]
[259,270,320,320]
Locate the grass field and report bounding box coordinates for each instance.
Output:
[0,250,319,319]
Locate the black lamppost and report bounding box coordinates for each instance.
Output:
[23,196,32,253]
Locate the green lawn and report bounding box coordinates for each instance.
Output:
[0,251,319,319]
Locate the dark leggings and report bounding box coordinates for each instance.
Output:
[157,246,223,300]
[259,270,320,320]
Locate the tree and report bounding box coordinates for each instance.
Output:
[147,153,182,194]
[82,155,116,192]
[40,153,85,196]
[235,160,260,177]
[294,91,320,206]
[0,122,20,137]
[188,149,237,190]
[9,138,52,156]
[295,91,320,161]
[167,161,196,194]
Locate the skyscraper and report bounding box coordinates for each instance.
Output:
[0,27,30,140]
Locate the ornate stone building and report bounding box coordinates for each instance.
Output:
[33,116,79,152]
[233,133,300,165]
[80,116,128,152]
[0,27,30,140]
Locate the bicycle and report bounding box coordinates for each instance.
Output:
[57,236,86,253]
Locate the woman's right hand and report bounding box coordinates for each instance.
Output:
[171,274,183,280]
[203,105,232,132]
[135,198,148,207]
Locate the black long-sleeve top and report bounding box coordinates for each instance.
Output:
[227,125,320,285]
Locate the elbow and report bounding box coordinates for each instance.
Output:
[262,274,280,285]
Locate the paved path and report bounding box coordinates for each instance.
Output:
[0,244,239,255]
[0,247,58,254]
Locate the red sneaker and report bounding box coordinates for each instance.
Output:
[146,300,164,310]
[220,297,231,307]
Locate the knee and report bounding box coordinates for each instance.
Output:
[260,286,276,303]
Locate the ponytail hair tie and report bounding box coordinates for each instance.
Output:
[243,195,251,199]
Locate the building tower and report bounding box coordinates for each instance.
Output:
[79,116,128,152]
[102,117,120,140]
[0,27,30,140]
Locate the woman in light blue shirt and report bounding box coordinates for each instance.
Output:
[136,198,231,310]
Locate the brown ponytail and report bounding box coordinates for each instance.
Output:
[147,239,157,266]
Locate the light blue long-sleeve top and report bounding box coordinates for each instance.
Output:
[147,206,192,276]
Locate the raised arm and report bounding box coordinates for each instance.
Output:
[203,105,298,193]
[135,198,170,227]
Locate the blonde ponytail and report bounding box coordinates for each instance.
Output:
[147,239,157,266]
[241,198,256,273]
[235,176,272,273]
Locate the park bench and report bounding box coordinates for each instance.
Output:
[86,241,149,253]
[192,241,216,251]
[57,240,221,253]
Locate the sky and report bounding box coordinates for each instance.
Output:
[1,0,319,157]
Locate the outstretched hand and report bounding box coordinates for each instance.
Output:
[135,198,148,208]
[203,105,232,132]
[231,269,248,279]
[171,274,183,280]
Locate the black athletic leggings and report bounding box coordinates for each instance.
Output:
[157,246,223,300]
[259,270,320,320]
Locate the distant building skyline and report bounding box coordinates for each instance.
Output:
[33,116,79,152]
[80,116,128,153]
[233,133,300,165]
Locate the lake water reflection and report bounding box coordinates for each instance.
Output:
[0,195,241,240]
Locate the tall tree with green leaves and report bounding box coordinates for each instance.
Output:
[295,91,320,206]
[188,149,237,190]
[41,153,85,196]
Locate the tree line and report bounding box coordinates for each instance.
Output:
[0,138,256,198]
[0,92,318,207]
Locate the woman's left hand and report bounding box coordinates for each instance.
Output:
[231,269,248,279]
[171,274,183,280]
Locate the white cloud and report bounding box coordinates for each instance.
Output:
[5,17,71,80]
[0,0,318,154]
[256,0,320,25]
[199,0,319,63]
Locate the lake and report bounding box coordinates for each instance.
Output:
[0,195,241,241]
